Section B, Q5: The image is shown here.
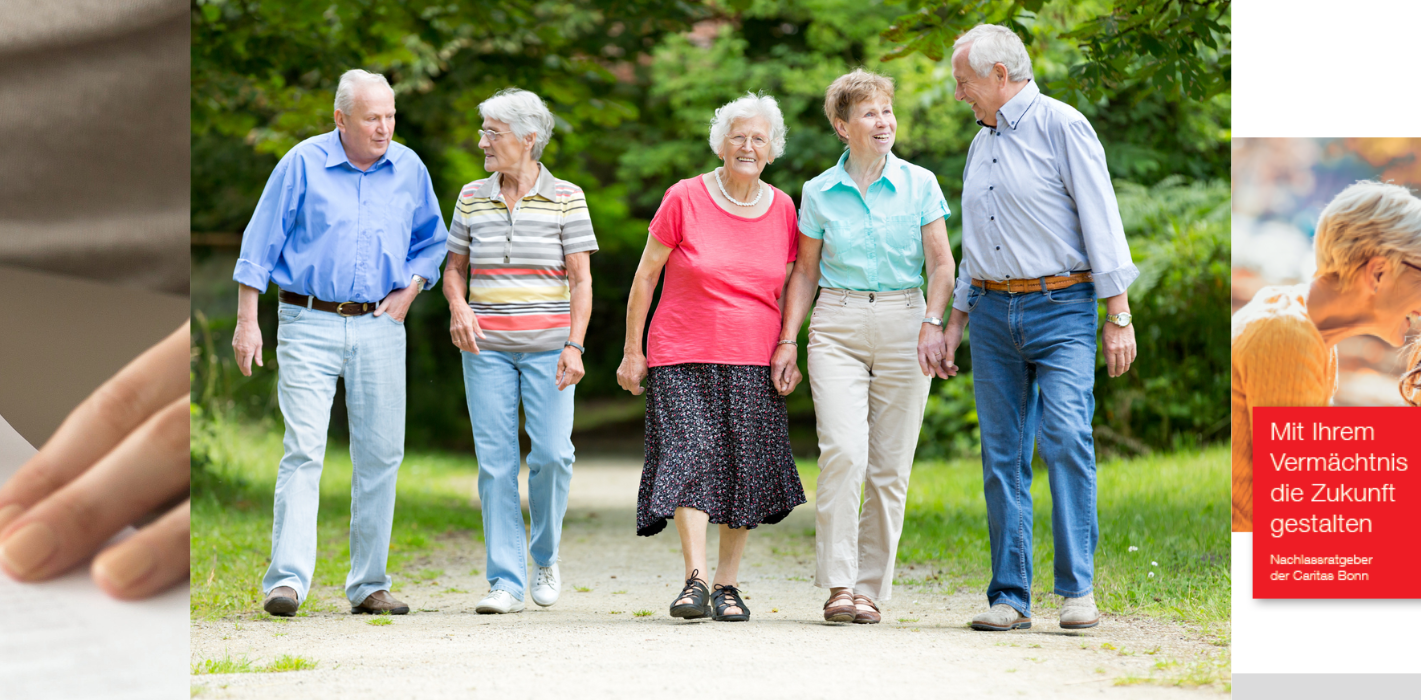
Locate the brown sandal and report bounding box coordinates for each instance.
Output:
[823,590,856,623]
[852,594,881,624]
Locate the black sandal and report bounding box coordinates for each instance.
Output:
[670,569,712,619]
[711,584,750,622]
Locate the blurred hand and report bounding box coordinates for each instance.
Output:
[373,284,419,322]
[616,353,649,395]
[1103,321,1137,378]
[940,312,966,379]
[0,322,190,600]
[770,343,801,396]
[449,303,486,354]
[556,346,585,391]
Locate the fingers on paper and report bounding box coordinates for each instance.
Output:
[0,396,190,582]
[92,500,190,600]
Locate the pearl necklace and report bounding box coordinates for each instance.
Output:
[714,168,765,207]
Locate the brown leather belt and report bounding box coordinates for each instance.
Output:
[279,290,376,316]
[971,272,1092,294]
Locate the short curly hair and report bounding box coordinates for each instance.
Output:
[1314,180,1421,288]
[823,69,895,144]
[708,92,788,159]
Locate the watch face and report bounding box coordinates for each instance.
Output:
[1114,312,1132,326]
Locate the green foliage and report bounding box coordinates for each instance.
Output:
[917,371,979,459]
[191,0,1228,451]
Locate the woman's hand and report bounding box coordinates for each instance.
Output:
[917,323,953,378]
[449,303,486,353]
[617,353,649,395]
[770,343,802,396]
[556,346,585,391]
[0,322,191,600]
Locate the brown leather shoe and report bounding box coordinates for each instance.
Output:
[852,594,881,624]
[263,586,299,617]
[351,590,410,615]
[823,590,856,623]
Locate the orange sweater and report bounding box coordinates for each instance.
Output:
[1230,285,1337,532]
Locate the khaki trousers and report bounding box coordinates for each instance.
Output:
[808,288,931,601]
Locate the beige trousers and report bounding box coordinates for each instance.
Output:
[808,288,932,602]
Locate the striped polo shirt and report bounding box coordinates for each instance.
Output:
[447,165,598,352]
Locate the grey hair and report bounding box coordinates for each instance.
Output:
[1315,181,1421,287]
[478,88,556,161]
[333,69,394,116]
[708,92,788,159]
[952,24,1033,82]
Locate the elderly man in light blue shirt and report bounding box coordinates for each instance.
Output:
[231,69,448,618]
[941,25,1138,633]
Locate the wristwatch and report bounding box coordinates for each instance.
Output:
[922,317,943,327]
[1106,312,1133,327]
[411,274,426,291]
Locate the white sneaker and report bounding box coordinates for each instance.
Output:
[475,589,525,614]
[531,563,561,607]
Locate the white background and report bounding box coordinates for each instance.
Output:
[1233,0,1421,673]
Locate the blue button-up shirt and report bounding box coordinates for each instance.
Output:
[234,129,448,303]
[952,80,1138,312]
[799,150,951,291]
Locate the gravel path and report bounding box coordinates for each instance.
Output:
[191,459,1227,698]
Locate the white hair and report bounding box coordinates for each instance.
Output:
[708,92,788,159]
[478,88,556,161]
[333,69,394,116]
[952,24,1033,82]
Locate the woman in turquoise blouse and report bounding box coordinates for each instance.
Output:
[771,69,957,624]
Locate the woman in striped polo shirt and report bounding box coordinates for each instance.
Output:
[617,93,807,622]
[442,88,598,615]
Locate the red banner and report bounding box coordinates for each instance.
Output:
[1252,406,1421,598]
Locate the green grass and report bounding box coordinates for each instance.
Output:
[191,416,484,619]
[633,610,654,617]
[367,617,392,626]
[797,446,1230,628]
[191,653,319,674]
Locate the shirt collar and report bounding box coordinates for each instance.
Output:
[324,128,397,171]
[819,149,904,191]
[976,79,1040,131]
[471,163,557,200]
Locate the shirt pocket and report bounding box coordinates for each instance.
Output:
[883,215,923,262]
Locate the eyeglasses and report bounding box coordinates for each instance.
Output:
[728,134,769,149]
[478,129,514,142]
[1404,261,1421,275]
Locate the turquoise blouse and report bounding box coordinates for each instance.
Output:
[798,150,950,291]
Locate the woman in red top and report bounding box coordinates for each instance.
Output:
[616,93,805,622]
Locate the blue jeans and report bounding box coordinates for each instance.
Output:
[462,349,575,601]
[966,281,1098,616]
[263,302,406,604]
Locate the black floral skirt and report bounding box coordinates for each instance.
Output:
[636,363,806,537]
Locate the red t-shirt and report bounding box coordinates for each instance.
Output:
[647,176,799,367]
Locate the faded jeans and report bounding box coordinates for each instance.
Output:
[263,301,406,605]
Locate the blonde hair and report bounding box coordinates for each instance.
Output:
[823,69,895,144]
[1403,341,1421,407]
[1314,181,1421,288]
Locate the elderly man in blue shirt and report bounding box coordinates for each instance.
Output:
[941,25,1138,633]
[231,69,448,617]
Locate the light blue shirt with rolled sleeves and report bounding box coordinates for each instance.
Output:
[952,79,1138,312]
[799,150,951,292]
[233,128,449,303]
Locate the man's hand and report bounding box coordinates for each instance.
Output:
[770,343,801,396]
[233,317,263,377]
[1103,321,1137,378]
[940,310,968,378]
[616,353,649,396]
[556,346,585,391]
[373,284,419,322]
[0,323,190,600]
[449,303,486,354]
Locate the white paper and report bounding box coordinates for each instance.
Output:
[0,413,188,699]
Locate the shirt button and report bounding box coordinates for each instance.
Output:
[993,159,997,163]
[996,246,1000,250]
[989,186,993,190]
[990,216,995,221]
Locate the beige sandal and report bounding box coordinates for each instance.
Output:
[823,590,856,623]
[852,594,881,624]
